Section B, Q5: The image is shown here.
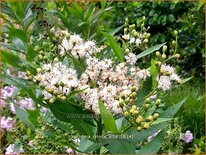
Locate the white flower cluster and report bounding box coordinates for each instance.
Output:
[58,31,100,59]
[122,34,142,47]
[157,64,180,91]
[34,62,78,100]
[77,58,150,114]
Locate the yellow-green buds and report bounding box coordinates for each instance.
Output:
[146,116,153,122]
[37,68,42,73]
[61,96,67,101]
[143,39,148,43]
[144,123,150,129]
[155,99,161,106]
[49,97,56,104]
[162,53,166,60]
[173,30,178,36]
[172,40,176,46]
[145,98,150,103]
[174,54,180,59]
[153,113,159,120]
[131,86,137,92]
[120,92,125,99]
[136,116,143,124]
[156,51,161,57]
[162,45,167,52]
[54,57,59,62]
[119,101,124,107]
[136,126,142,132]
[124,111,129,117]
[125,48,130,54]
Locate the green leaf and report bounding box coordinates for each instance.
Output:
[136,43,166,59]
[66,87,88,100]
[151,118,172,125]
[26,45,36,61]
[26,109,40,127]
[78,139,95,154]
[102,139,135,154]
[9,28,28,42]
[98,100,119,133]
[126,122,168,143]
[179,77,193,84]
[2,50,24,68]
[168,14,175,22]
[160,97,187,118]
[103,33,123,62]
[14,104,35,131]
[136,130,165,154]
[84,142,107,153]
[48,100,96,137]
[150,59,158,88]
[197,0,204,10]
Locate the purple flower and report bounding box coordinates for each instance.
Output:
[28,141,33,147]
[65,147,74,154]
[1,116,14,130]
[18,98,35,110]
[5,144,24,154]
[180,130,193,143]
[1,86,16,99]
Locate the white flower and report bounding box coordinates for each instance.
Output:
[129,37,135,44]
[125,53,137,65]
[135,38,142,47]
[122,34,130,40]
[65,147,74,154]
[157,76,171,91]
[5,144,24,154]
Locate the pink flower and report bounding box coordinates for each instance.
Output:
[1,116,14,130]
[180,130,193,143]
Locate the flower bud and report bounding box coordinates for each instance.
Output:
[162,45,167,52]
[155,99,161,106]
[119,101,124,107]
[146,33,151,38]
[54,57,59,62]
[43,55,47,60]
[143,123,150,129]
[143,104,150,110]
[129,109,135,114]
[172,40,176,46]
[145,98,150,103]
[125,48,130,54]
[37,68,42,73]
[155,51,161,57]
[153,113,159,120]
[162,53,166,60]
[60,81,64,87]
[47,88,54,94]
[38,54,43,60]
[146,116,153,122]
[136,126,142,132]
[115,96,120,100]
[125,98,129,104]
[142,16,146,20]
[61,96,67,101]
[136,116,143,124]
[173,30,178,36]
[49,97,56,104]
[125,18,129,23]
[120,92,125,99]
[132,105,137,110]
[174,54,180,59]
[124,111,129,117]
[131,92,137,98]
[143,39,148,43]
[39,83,45,89]
[28,76,33,81]
[133,110,139,115]
[124,28,128,33]
[134,32,139,38]
[131,86,137,92]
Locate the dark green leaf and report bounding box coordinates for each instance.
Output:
[136,43,166,59]
[99,100,119,133]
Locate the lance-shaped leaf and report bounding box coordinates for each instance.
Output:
[98,100,119,133]
[136,43,166,59]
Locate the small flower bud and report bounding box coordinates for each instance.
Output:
[173,30,178,36]
[43,56,47,60]
[37,68,42,73]
[125,48,130,54]
[155,99,161,106]
[49,97,56,104]
[131,92,137,98]
[143,104,150,110]
[125,98,129,104]
[125,18,129,23]
[136,126,142,132]
[144,123,150,129]
[28,76,33,81]
[132,105,137,110]
[172,40,176,46]
[174,54,180,59]
[47,88,54,94]
[115,96,120,100]
[54,57,59,62]
[38,54,43,60]
[146,116,153,122]
[134,32,139,38]
[39,83,45,89]
[162,53,166,60]
[59,81,64,87]
[143,39,148,43]
[145,98,150,103]
[155,51,161,57]
[124,28,128,32]
[162,45,167,52]
[146,33,151,38]
[120,92,125,99]
[129,109,135,114]
[153,113,159,120]
[142,16,146,20]
[124,111,129,117]
[131,86,137,92]
[133,110,139,115]
[61,96,67,101]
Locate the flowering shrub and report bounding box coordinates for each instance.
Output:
[1,1,192,154]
